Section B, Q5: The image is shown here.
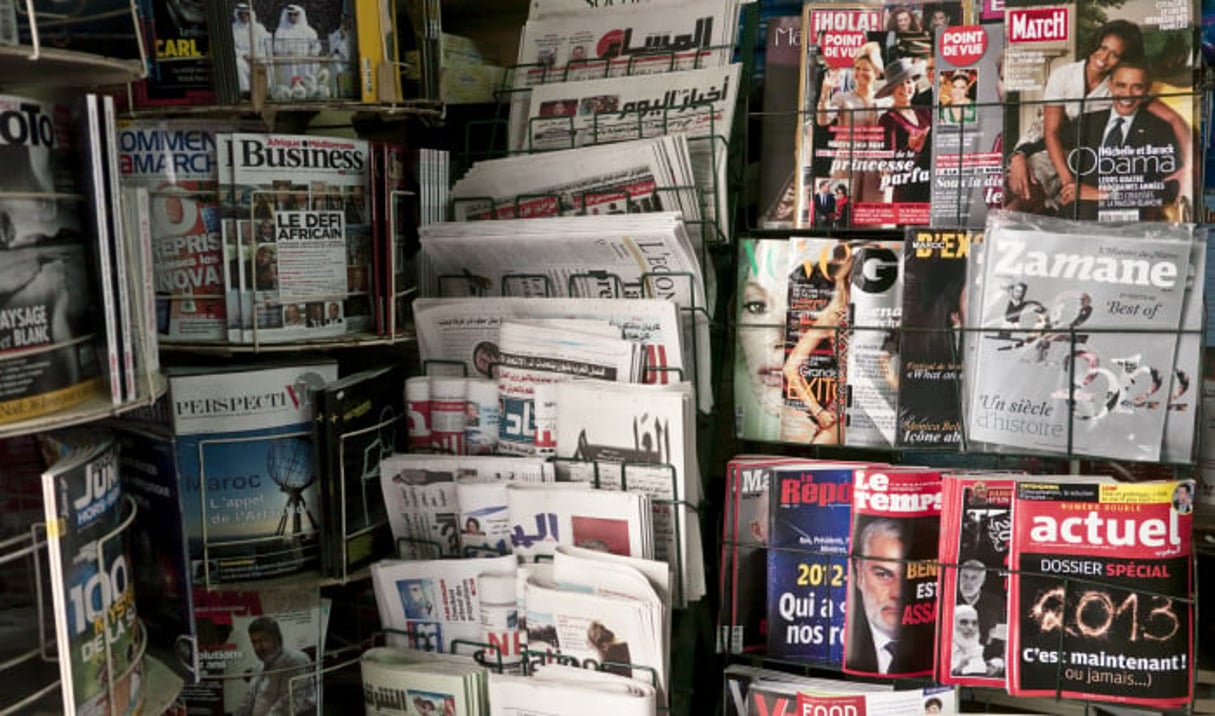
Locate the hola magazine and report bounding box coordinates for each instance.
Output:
[795,1,963,229]
[1001,0,1198,222]
[1007,478,1193,707]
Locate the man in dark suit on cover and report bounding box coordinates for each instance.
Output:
[813,180,836,227]
[1063,62,1181,221]
[845,518,907,674]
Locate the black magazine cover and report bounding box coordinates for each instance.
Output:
[133,0,216,107]
[758,16,802,228]
[1002,0,1198,222]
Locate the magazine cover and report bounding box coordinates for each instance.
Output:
[767,464,855,664]
[758,16,802,228]
[0,94,105,424]
[935,475,1012,687]
[1007,478,1193,707]
[117,120,234,343]
[315,364,403,578]
[930,23,1004,227]
[183,585,324,716]
[117,425,198,684]
[735,239,789,442]
[844,241,902,448]
[964,218,1191,461]
[842,467,942,677]
[794,1,963,228]
[896,228,975,448]
[1001,0,1197,222]
[781,238,850,445]
[167,360,338,584]
[133,0,216,106]
[219,132,373,343]
[40,433,144,716]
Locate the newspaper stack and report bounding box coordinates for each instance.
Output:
[520,64,741,230]
[371,554,516,652]
[489,665,657,716]
[506,483,653,563]
[418,213,713,411]
[963,213,1199,462]
[450,136,702,224]
[361,648,489,716]
[553,381,705,606]
[379,455,554,559]
[508,0,739,152]
[523,548,668,701]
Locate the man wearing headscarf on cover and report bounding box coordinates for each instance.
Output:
[274,4,322,92]
[232,3,271,95]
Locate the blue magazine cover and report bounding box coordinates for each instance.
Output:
[766,463,855,663]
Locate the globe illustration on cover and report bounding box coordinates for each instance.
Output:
[267,437,317,536]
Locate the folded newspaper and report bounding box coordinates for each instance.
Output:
[489,665,657,716]
[506,483,654,562]
[361,648,488,716]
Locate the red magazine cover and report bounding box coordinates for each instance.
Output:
[843,467,942,677]
[935,474,1013,687]
[1007,478,1194,708]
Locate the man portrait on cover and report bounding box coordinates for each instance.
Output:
[1173,482,1194,515]
[235,616,315,716]
[845,517,908,674]
[231,3,271,96]
[1065,62,1181,221]
[813,179,836,227]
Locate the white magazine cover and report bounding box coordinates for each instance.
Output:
[553,380,703,604]
[521,64,741,228]
[964,213,1192,461]
[219,132,373,343]
[371,555,516,652]
[509,0,738,151]
[380,454,553,559]
[489,666,656,716]
[523,578,666,703]
[451,136,700,222]
[497,320,640,456]
[844,242,903,448]
[506,483,651,562]
[412,297,694,408]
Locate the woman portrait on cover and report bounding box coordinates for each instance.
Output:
[814,42,891,210]
[831,184,851,227]
[940,70,977,124]
[781,243,854,445]
[735,240,788,440]
[877,58,932,203]
[1006,20,1192,214]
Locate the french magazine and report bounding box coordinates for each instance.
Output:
[0,94,105,424]
[767,464,855,664]
[133,0,216,107]
[795,1,963,228]
[40,432,144,716]
[758,16,802,228]
[117,119,235,343]
[842,467,942,678]
[166,360,338,583]
[963,216,1192,461]
[781,238,849,445]
[896,228,975,448]
[734,239,788,442]
[843,241,902,448]
[1007,478,1193,707]
[1001,0,1197,222]
[219,132,374,343]
[935,474,1013,687]
[930,23,1004,227]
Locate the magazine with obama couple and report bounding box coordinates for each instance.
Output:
[720,458,1194,708]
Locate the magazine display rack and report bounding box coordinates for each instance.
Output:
[1,2,147,88]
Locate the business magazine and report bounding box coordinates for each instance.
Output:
[1007,478,1193,707]
[1002,0,1198,222]
[795,1,963,228]
[842,467,942,678]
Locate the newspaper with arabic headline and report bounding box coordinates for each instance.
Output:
[506,483,653,563]
[451,135,701,224]
[509,0,738,151]
[418,213,713,411]
[521,64,741,230]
